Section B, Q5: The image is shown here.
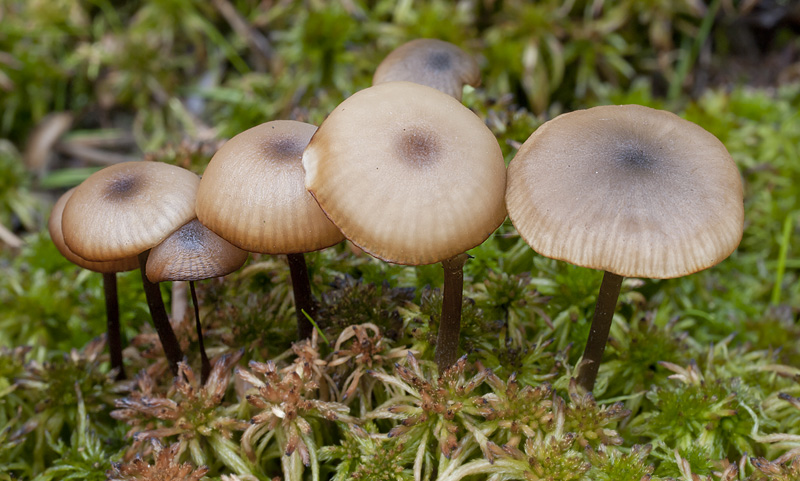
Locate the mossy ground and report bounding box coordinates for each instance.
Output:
[2,1,800,480]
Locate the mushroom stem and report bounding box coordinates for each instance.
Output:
[190,281,211,384]
[102,272,126,380]
[287,252,316,339]
[435,253,469,371]
[576,270,624,392]
[138,250,184,375]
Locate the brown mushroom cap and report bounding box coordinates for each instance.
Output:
[506,104,744,279]
[196,120,344,254]
[373,39,480,101]
[49,188,139,273]
[62,161,200,262]
[303,81,507,266]
[146,219,248,283]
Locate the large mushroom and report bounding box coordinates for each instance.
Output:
[373,38,480,102]
[49,187,138,379]
[147,218,248,383]
[505,104,744,392]
[195,120,344,339]
[62,161,200,374]
[303,81,507,371]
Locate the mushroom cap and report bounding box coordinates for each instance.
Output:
[196,120,344,254]
[303,81,507,266]
[62,161,200,262]
[506,104,744,279]
[373,38,480,101]
[146,219,249,283]
[49,188,139,273]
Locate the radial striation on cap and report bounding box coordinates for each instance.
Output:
[196,120,344,254]
[303,81,507,266]
[373,39,480,101]
[146,219,248,283]
[506,104,744,279]
[62,161,200,262]
[49,188,139,273]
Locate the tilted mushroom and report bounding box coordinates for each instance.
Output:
[303,81,507,371]
[147,218,248,383]
[505,104,744,392]
[195,120,344,339]
[62,161,200,374]
[49,187,138,379]
[373,38,480,102]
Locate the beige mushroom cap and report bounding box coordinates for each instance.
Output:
[62,161,200,262]
[146,219,248,283]
[373,39,480,101]
[49,188,139,273]
[196,120,344,254]
[506,104,744,279]
[303,81,507,266]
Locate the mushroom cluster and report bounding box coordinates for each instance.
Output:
[49,39,744,391]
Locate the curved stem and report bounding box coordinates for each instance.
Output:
[190,281,211,384]
[138,250,183,375]
[435,253,469,372]
[576,271,624,392]
[102,272,125,380]
[287,253,315,339]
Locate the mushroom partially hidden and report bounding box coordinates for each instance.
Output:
[303,81,507,371]
[147,218,248,383]
[49,188,138,379]
[196,121,344,339]
[373,38,480,102]
[62,161,200,375]
[505,104,744,392]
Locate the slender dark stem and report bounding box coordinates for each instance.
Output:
[102,272,126,380]
[138,250,183,375]
[287,253,315,339]
[576,271,624,393]
[435,253,469,372]
[191,281,211,384]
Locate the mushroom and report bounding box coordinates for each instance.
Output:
[373,38,480,101]
[505,104,744,392]
[195,120,344,339]
[147,218,248,383]
[303,81,507,371]
[62,161,200,374]
[49,187,138,379]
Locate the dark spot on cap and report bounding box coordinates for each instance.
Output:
[105,174,140,201]
[263,136,303,162]
[176,220,205,250]
[426,51,452,71]
[396,128,440,167]
[615,140,658,174]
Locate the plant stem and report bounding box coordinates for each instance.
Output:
[190,281,211,384]
[287,252,315,339]
[576,270,624,392]
[138,250,183,375]
[102,272,125,380]
[435,253,469,372]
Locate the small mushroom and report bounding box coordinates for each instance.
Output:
[195,120,344,339]
[62,161,200,374]
[373,38,480,102]
[303,81,507,371]
[147,218,248,383]
[49,187,138,379]
[505,104,744,392]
